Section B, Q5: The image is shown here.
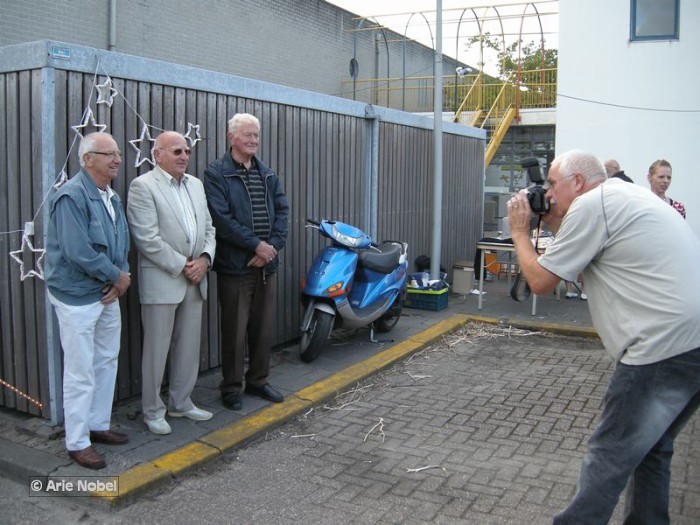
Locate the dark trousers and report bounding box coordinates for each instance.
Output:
[217,271,276,392]
[554,346,700,524]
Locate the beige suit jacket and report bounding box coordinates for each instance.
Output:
[127,166,216,304]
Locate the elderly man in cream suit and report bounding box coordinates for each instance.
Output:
[127,131,216,435]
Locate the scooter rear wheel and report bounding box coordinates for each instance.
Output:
[300,309,334,362]
[376,303,403,333]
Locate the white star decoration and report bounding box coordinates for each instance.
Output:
[71,107,107,137]
[95,77,119,107]
[53,169,68,189]
[184,122,202,148]
[9,228,46,281]
[129,124,157,167]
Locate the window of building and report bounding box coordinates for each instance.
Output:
[631,0,679,41]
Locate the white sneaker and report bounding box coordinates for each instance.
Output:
[580,293,588,301]
[168,406,213,421]
[565,292,578,299]
[145,417,172,435]
[470,289,486,295]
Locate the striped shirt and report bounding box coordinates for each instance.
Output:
[234,159,270,241]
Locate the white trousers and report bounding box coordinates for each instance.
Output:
[49,293,121,451]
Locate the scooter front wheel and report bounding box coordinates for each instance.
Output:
[300,309,334,362]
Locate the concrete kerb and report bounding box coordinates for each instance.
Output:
[463,314,599,339]
[92,313,598,506]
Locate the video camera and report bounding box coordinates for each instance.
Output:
[521,157,550,214]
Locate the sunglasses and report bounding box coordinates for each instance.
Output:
[158,147,191,156]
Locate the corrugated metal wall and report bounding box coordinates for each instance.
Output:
[376,124,483,266]
[0,43,484,418]
[0,69,49,417]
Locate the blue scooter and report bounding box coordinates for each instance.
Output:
[299,219,408,362]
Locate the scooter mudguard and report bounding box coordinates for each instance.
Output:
[303,246,358,298]
[349,264,407,309]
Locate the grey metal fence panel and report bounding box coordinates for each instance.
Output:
[375,122,481,271]
[1,69,49,416]
[0,42,484,416]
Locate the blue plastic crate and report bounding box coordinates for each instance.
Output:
[405,287,449,311]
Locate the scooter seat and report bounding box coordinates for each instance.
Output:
[358,243,402,274]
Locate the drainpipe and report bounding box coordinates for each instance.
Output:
[431,0,443,281]
[108,0,117,51]
[364,105,379,239]
[41,66,62,425]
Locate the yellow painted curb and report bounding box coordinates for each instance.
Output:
[93,313,594,506]
[92,461,170,504]
[152,441,221,475]
[458,314,599,339]
[408,315,469,344]
[201,396,310,451]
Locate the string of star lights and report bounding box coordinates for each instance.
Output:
[0,378,43,409]
[2,61,204,406]
[3,62,204,283]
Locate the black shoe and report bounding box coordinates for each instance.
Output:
[244,383,284,403]
[222,391,242,411]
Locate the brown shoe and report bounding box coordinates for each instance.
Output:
[68,446,106,469]
[90,430,129,445]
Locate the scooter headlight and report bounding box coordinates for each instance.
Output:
[331,224,363,248]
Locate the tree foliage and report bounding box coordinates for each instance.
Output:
[467,33,558,79]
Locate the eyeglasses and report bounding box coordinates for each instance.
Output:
[90,151,122,158]
[158,147,191,156]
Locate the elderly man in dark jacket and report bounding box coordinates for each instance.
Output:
[204,113,289,411]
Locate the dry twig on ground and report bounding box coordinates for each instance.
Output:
[364,417,386,442]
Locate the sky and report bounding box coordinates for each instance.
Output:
[325,0,559,75]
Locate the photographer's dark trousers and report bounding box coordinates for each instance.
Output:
[553,346,700,524]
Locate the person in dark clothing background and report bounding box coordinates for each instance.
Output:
[203,113,289,411]
[604,159,633,183]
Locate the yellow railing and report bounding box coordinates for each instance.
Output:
[340,68,556,115]
[454,72,485,123]
[516,68,557,110]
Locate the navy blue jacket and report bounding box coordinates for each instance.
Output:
[203,151,289,276]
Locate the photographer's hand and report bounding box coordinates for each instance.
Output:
[507,193,561,297]
[507,192,532,236]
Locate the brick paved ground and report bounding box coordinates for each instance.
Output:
[107,323,698,524]
[2,323,697,524]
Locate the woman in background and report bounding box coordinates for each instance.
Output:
[647,159,686,218]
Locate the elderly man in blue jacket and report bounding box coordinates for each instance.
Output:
[45,132,131,469]
[204,113,289,411]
